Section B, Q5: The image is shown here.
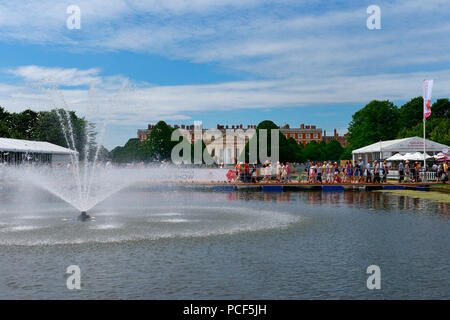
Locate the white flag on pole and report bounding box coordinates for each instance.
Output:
[423,79,433,118]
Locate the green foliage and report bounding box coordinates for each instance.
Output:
[324,139,344,160]
[430,98,450,119]
[141,121,175,161]
[0,107,102,161]
[339,145,353,160]
[398,97,423,129]
[302,140,322,161]
[110,138,143,162]
[347,100,399,149]
[242,120,294,163]
[110,121,211,164]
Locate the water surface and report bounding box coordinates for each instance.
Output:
[0,187,449,299]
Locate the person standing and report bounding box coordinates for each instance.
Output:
[398,161,405,183]
[317,162,322,183]
[373,161,380,183]
[365,160,372,183]
[410,162,416,182]
[358,157,365,183]
[286,162,291,182]
[405,160,410,183]
[382,161,388,183]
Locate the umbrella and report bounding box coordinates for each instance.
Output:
[386,153,404,161]
[434,152,450,161]
[403,152,433,161]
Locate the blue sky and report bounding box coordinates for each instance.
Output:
[0,0,449,149]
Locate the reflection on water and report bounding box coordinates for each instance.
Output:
[224,190,450,215]
[0,186,449,299]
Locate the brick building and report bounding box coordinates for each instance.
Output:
[136,122,347,163]
[322,129,349,147]
[280,124,322,146]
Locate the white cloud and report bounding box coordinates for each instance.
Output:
[7,66,102,87]
[0,0,448,79]
[2,66,450,125]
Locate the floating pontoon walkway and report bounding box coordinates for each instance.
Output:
[182,182,433,192]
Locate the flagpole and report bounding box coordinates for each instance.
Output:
[423,79,426,182]
[423,113,426,181]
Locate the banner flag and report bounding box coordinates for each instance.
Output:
[423,79,433,118]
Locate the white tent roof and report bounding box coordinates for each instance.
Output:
[0,138,77,155]
[386,153,404,161]
[352,136,449,154]
[403,152,433,161]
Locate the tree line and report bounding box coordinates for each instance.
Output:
[0,106,107,161]
[1,95,448,164]
[345,97,449,153]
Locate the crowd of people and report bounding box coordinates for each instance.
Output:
[226,157,449,184]
[228,160,292,183]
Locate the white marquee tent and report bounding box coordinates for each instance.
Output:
[352,136,449,163]
[0,138,77,165]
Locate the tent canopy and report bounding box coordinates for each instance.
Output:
[352,136,449,154]
[0,138,77,155]
[403,152,433,161]
[386,153,404,161]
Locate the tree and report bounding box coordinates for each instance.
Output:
[0,106,8,121]
[324,140,344,160]
[339,145,353,160]
[430,98,450,119]
[347,100,399,149]
[303,140,322,161]
[110,138,142,163]
[398,97,423,129]
[242,120,293,163]
[142,121,176,161]
[397,117,450,146]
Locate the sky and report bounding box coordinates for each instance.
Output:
[0,0,449,149]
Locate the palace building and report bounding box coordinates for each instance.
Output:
[322,129,349,147]
[137,122,333,164]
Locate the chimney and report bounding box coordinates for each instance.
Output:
[334,129,337,137]
[311,125,316,129]
[324,130,326,137]
[300,124,304,129]
[226,125,229,129]
[217,124,220,129]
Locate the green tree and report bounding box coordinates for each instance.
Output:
[303,140,322,161]
[142,121,176,161]
[398,97,423,129]
[242,120,293,163]
[324,140,344,160]
[0,106,9,122]
[31,109,93,160]
[430,98,450,119]
[110,138,142,163]
[339,145,353,160]
[347,100,400,149]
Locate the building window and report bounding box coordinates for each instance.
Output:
[313,134,318,138]
[306,134,310,138]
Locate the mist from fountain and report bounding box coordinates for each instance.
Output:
[1,83,195,214]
